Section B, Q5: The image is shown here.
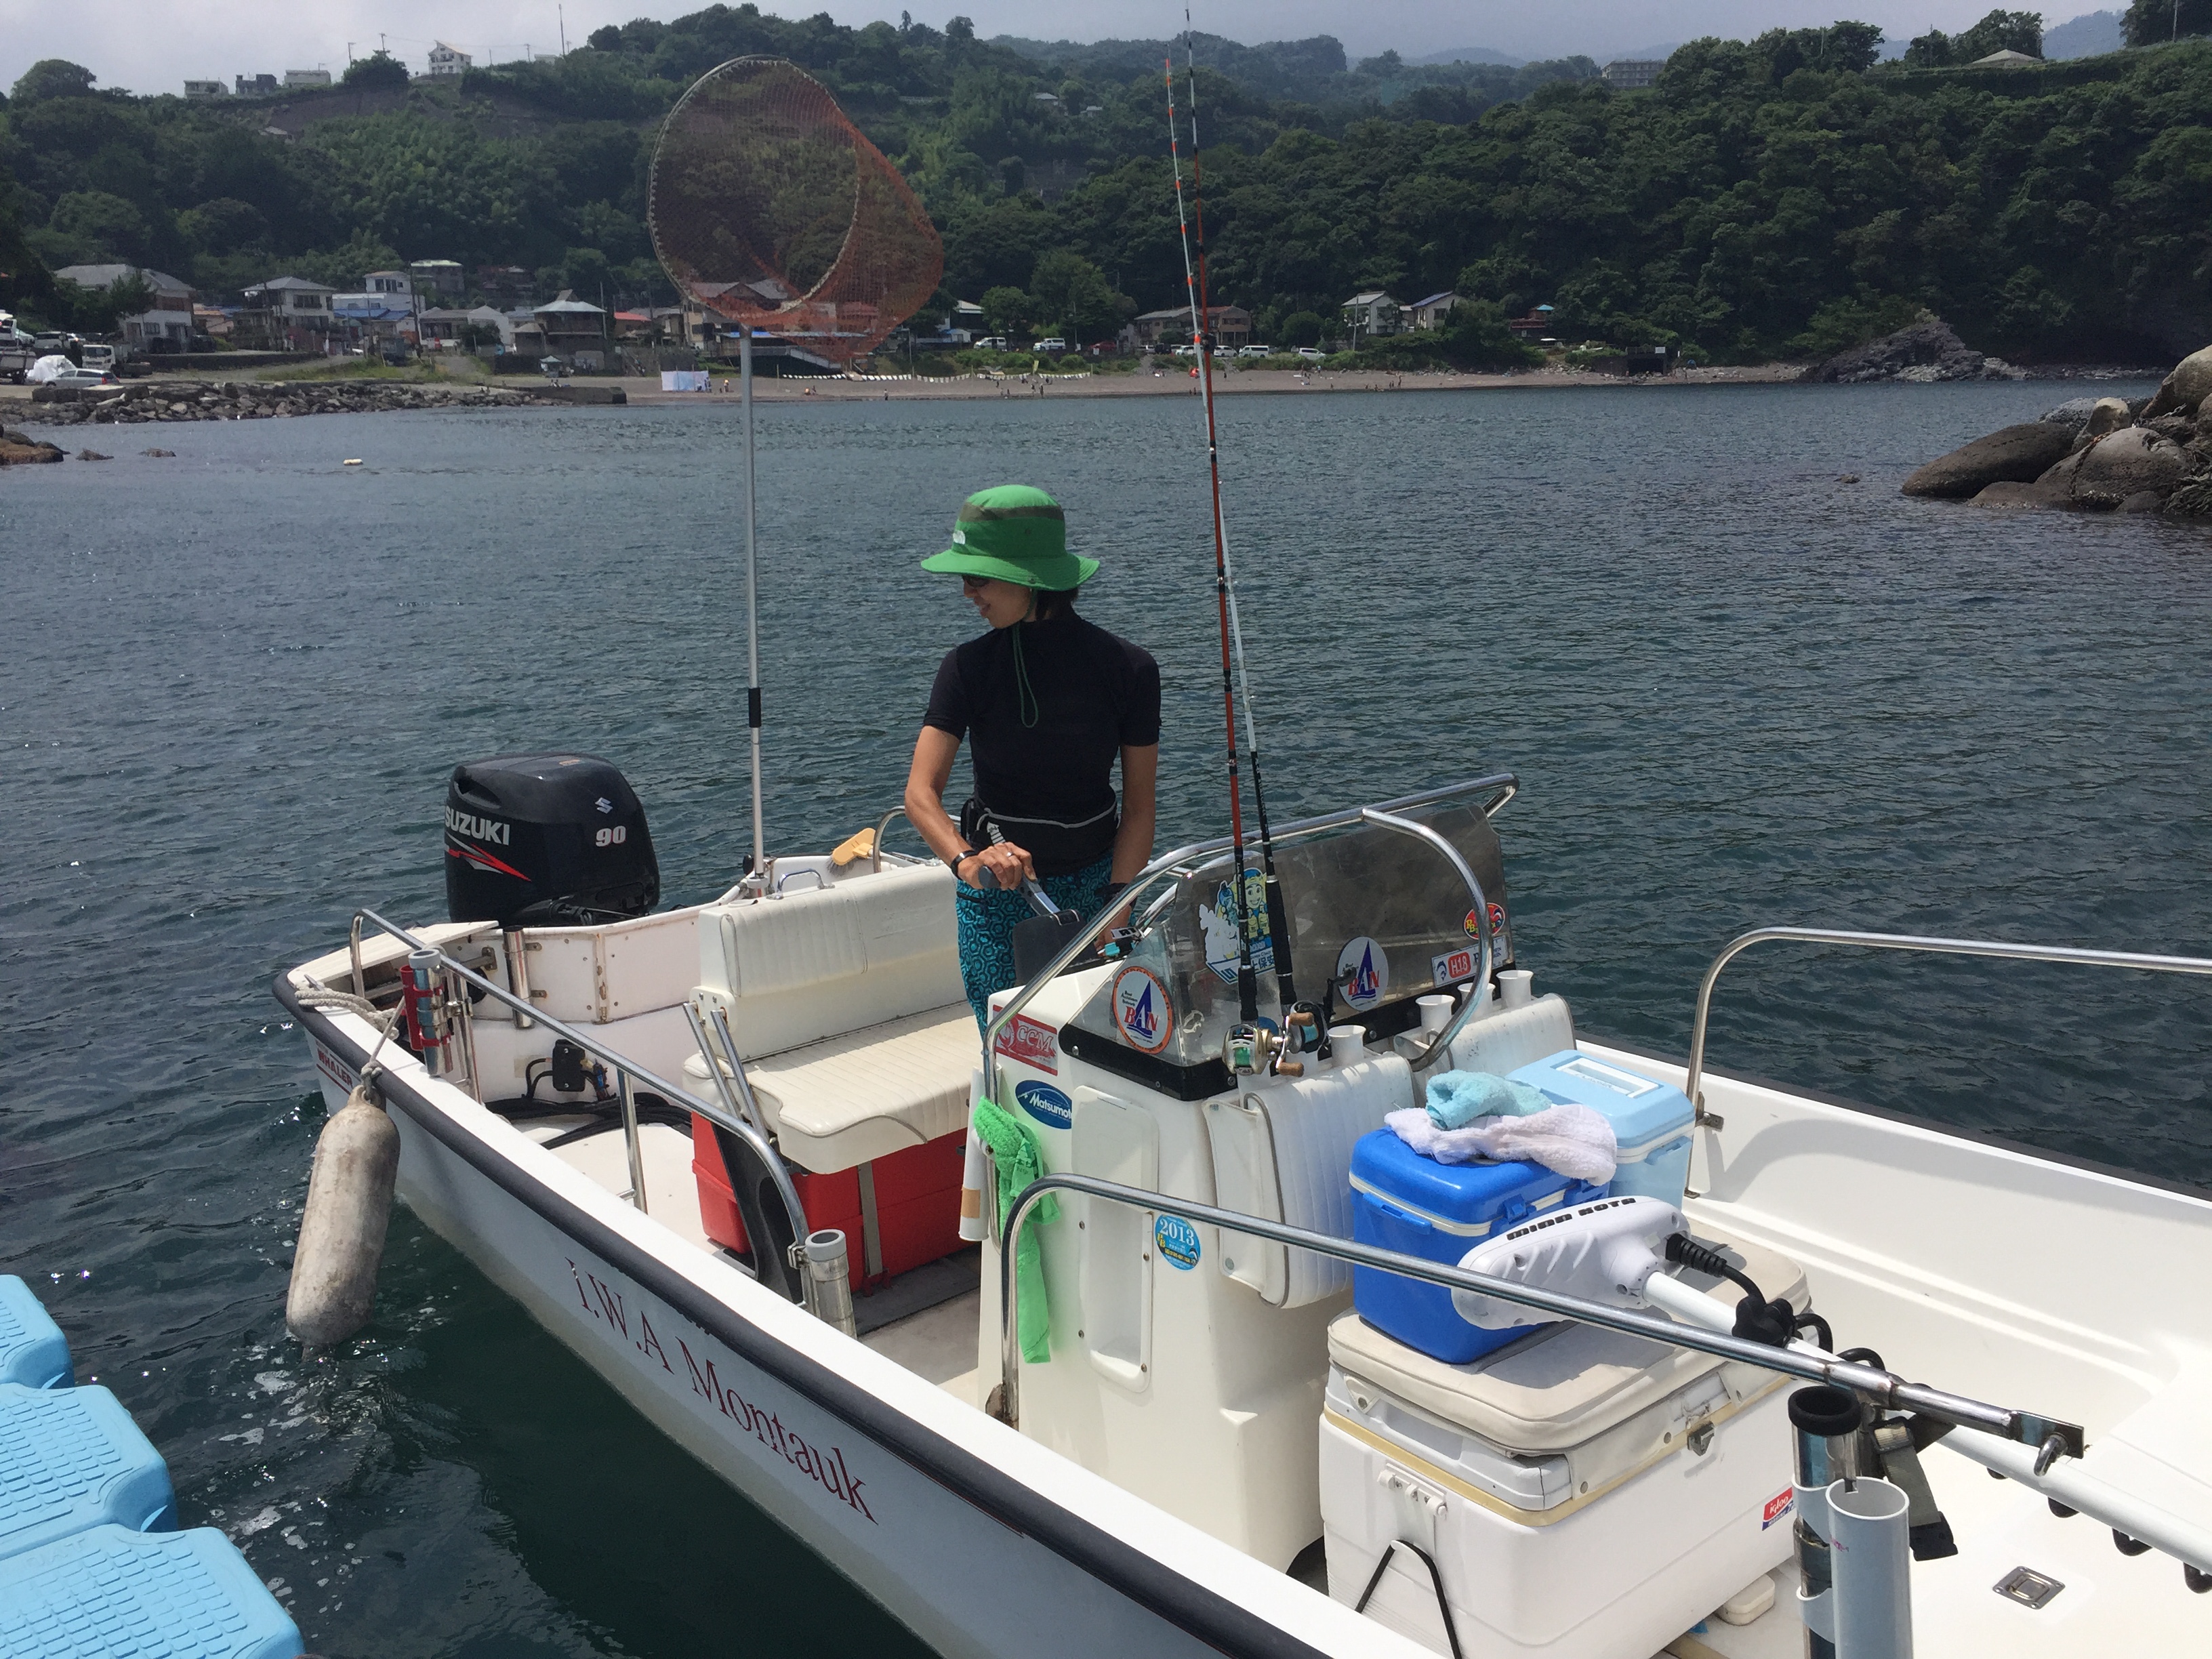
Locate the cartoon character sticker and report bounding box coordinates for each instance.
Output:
[1336,936,1390,1011]
[1201,867,1275,984]
[1112,965,1174,1054]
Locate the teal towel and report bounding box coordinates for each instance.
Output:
[972,1097,1059,1364]
[1426,1069,1552,1130]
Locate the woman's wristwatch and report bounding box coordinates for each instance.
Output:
[947,846,981,879]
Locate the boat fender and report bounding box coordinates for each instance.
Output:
[285,1080,401,1347]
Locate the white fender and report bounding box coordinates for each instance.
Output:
[286,1082,401,1347]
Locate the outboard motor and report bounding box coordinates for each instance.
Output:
[444,753,659,927]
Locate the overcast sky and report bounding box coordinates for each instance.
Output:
[1,1,2105,100]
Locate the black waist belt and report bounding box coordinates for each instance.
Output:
[961,796,1118,877]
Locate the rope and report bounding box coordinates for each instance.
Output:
[296,985,401,1031]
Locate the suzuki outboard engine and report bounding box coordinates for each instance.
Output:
[444,753,659,928]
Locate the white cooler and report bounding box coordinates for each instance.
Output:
[1320,1231,1807,1659]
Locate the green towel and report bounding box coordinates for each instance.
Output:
[974,1096,1059,1364]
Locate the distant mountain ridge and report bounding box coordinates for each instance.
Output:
[2045,10,2125,58]
[1408,47,1524,66]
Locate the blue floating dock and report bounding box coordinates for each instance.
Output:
[0,1524,304,1659]
[0,1382,176,1560]
[0,1277,71,1389]
[0,1277,301,1659]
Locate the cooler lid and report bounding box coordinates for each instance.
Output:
[1326,1227,1807,1452]
[1348,1126,1565,1231]
[1509,1050,1694,1149]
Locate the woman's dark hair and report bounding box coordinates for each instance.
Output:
[1030,587,1080,621]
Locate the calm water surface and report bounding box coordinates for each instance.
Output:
[4,379,2207,1656]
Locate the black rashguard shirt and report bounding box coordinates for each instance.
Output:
[924,615,1162,876]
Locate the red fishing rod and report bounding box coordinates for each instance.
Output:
[1164,41,1320,1067]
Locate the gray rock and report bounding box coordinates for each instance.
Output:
[2039,396,2100,432]
[2118,490,2168,514]
[1901,422,2081,498]
[1969,480,2072,509]
[2085,396,2133,438]
[2144,343,2212,418]
[1804,319,1990,384]
[2072,427,2192,502]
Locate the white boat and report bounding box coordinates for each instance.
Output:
[279,768,2212,1658]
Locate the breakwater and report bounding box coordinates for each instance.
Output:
[20,377,549,426]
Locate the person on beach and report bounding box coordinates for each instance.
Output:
[903,485,1160,1032]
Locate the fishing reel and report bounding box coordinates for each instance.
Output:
[1224,1004,1332,1079]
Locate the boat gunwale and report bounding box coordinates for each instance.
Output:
[274,970,1341,1659]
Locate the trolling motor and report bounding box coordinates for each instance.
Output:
[1449,1195,1957,1658]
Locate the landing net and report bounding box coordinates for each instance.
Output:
[647,56,943,363]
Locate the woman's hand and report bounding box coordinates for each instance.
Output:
[961,839,1036,890]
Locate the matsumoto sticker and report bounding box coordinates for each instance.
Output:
[1202,867,1275,984]
[1014,1079,1073,1130]
[1336,935,1390,1010]
[1155,1214,1201,1269]
[1112,965,1174,1053]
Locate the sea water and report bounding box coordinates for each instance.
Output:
[3,379,2206,1656]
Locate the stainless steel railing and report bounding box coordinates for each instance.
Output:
[342,907,813,1300]
[981,773,1517,1101]
[1684,927,2212,1125]
[992,1172,2086,1462]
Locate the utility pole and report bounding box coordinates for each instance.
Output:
[560,5,568,55]
[346,43,355,63]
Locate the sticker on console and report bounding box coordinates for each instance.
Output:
[1431,947,1477,986]
[1112,965,1174,1053]
[1014,1080,1073,1131]
[1336,936,1390,1011]
[1155,1214,1202,1270]
[1202,867,1275,984]
[994,1012,1059,1075]
[1762,1488,1796,1530]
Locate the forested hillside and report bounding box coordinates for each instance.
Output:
[5,5,2212,360]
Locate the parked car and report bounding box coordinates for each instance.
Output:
[1295,346,1326,361]
[79,344,116,371]
[1032,337,1068,353]
[975,335,1009,350]
[1237,344,1272,358]
[50,367,119,388]
[30,332,71,354]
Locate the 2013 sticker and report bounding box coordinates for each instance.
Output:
[1112,965,1174,1053]
[1155,1214,1201,1269]
[1014,1079,1073,1130]
[1336,936,1390,1010]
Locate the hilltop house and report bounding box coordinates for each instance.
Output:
[534,291,607,363]
[428,43,472,77]
[1341,291,1401,343]
[409,259,466,299]
[1601,60,1666,88]
[1506,304,1557,341]
[241,275,338,349]
[54,264,197,350]
[365,270,413,298]
[283,70,331,88]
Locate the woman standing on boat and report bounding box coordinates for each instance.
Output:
[904,485,1160,1031]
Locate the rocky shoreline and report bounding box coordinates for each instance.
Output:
[1902,344,2212,518]
[16,377,550,428]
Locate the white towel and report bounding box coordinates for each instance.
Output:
[1385,1103,1618,1185]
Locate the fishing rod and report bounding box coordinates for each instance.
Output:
[1165,35,1323,1068]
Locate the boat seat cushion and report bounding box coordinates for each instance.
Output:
[697,861,962,1059]
[1328,1227,1807,1452]
[691,1002,977,1173]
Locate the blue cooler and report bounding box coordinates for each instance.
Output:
[1509,1050,1695,1204]
[1349,1128,1607,1364]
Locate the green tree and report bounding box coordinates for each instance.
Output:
[1028,247,1118,342]
[1279,310,1324,347]
[980,284,1029,336]
[1954,9,2046,56]
[559,245,613,299]
[342,52,411,91]
[177,198,269,257]
[47,268,154,333]
[47,190,150,263]
[2123,0,2212,43]
[10,60,96,104]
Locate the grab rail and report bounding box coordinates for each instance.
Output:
[871,806,915,874]
[994,1174,2085,1463]
[344,907,813,1302]
[1684,927,2212,1125]
[982,773,1518,1099]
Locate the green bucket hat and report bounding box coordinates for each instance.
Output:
[920,484,1100,589]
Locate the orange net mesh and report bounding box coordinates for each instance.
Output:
[648,57,943,364]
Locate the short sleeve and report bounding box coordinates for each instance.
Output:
[1120,644,1162,748]
[922,647,968,739]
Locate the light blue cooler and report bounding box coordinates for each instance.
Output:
[1349,1128,1609,1364]
[1508,1050,1695,1203]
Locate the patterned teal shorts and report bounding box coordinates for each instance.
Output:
[956,854,1113,1031]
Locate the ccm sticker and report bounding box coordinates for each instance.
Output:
[1762,1488,1796,1530]
[1336,936,1390,1010]
[994,1012,1059,1074]
[1112,966,1174,1053]
[1155,1214,1202,1270]
[1014,1080,1073,1130]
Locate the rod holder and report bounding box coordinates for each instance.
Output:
[1824,1477,1914,1659]
[800,1229,857,1336]
[1792,1385,1869,1659]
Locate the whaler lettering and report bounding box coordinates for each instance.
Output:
[562,1259,874,1523]
[444,807,512,846]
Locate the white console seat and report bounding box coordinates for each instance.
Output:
[693,861,975,1174]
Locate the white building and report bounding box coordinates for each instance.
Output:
[183,80,228,99]
[1341,291,1402,343]
[55,264,197,350]
[1601,60,1666,89]
[364,270,413,298]
[428,43,472,77]
[283,69,332,88]
[1408,291,1458,331]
